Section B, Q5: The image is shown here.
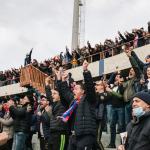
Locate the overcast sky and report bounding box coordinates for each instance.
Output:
[0,0,149,71]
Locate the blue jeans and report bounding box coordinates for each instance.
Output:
[72,65,78,68]
[13,132,29,150]
[110,107,125,143]
[12,80,16,84]
[1,81,8,86]
[103,105,113,132]
[125,103,133,126]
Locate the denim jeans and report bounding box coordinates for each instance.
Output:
[12,80,16,84]
[13,132,29,150]
[110,107,125,143]
[1,81,8,86]
[72,65,78,68]
[103,105,113,132]
[125,103,133,126]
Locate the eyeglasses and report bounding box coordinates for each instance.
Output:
[40,99,47,102]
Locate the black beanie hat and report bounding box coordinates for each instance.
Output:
[133,90,150,105]
[26,95,34,104]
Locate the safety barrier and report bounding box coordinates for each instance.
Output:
[20,65,53,94]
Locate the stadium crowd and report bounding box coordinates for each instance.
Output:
[0,22,150,150]
[0,22,150,87]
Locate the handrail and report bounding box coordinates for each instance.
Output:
[62,35,147,68]
[20,65,53,94]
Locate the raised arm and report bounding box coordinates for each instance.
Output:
[131,51,145,71]
[29,48,33,61]
[61,73,74,106]
[107,72,116,85]
[9,106,26,118]
[125,50,142,79]
[56,71,69,107]
[45,77,53,106]
[83,60,97,104]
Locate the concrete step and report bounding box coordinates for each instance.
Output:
[101,134,121,148]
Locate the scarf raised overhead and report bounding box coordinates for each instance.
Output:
[57,98,81,123]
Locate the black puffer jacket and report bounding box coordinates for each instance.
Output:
[45,80,68,133]
[61,71,97,137]
[125,111,150,150]
[9,104,32,134]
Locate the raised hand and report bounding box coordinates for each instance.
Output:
[125,50,131,57]
[56,71,61,80]
[62,73,69,81]
[45,77,50,85]
[83,59,89,71]
[106,86,112,92]
[45,105,52,112]
[118,31,121,34]
[27,104,32,112]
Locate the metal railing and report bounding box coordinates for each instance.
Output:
[20,65,54,94]
[62,35,149,68]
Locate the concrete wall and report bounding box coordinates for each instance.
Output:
[65,44,150,81]
[65,61,100,81]
[0,83,27,97]
[104,44,150,74]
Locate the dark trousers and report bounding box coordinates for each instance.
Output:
[110,107,125,144]
[67,135,94,150]
[92,120,104,150]
[40,137,48,150]
[6,138,13,150]
[26,132,34,149]
[48,133,68,150]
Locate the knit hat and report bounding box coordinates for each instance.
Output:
[26,95,34,104]
[133,90,150,105]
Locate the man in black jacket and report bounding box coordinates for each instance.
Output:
[45,72,69,150]
[26,95,50,150]
[92,81,109,150]
[60,60,97,150]
[24,48,33,66]
[7,95,34,150]
[118,90,150,150]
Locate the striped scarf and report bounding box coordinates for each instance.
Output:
[57,98,81,123]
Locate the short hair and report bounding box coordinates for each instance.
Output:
[76,83,85,91]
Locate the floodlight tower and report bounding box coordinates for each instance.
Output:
[71,0,86,51]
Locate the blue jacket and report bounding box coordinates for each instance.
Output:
[26,109,50,139]
[24,50,32,66]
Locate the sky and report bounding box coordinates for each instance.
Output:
[0,0,150,71]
